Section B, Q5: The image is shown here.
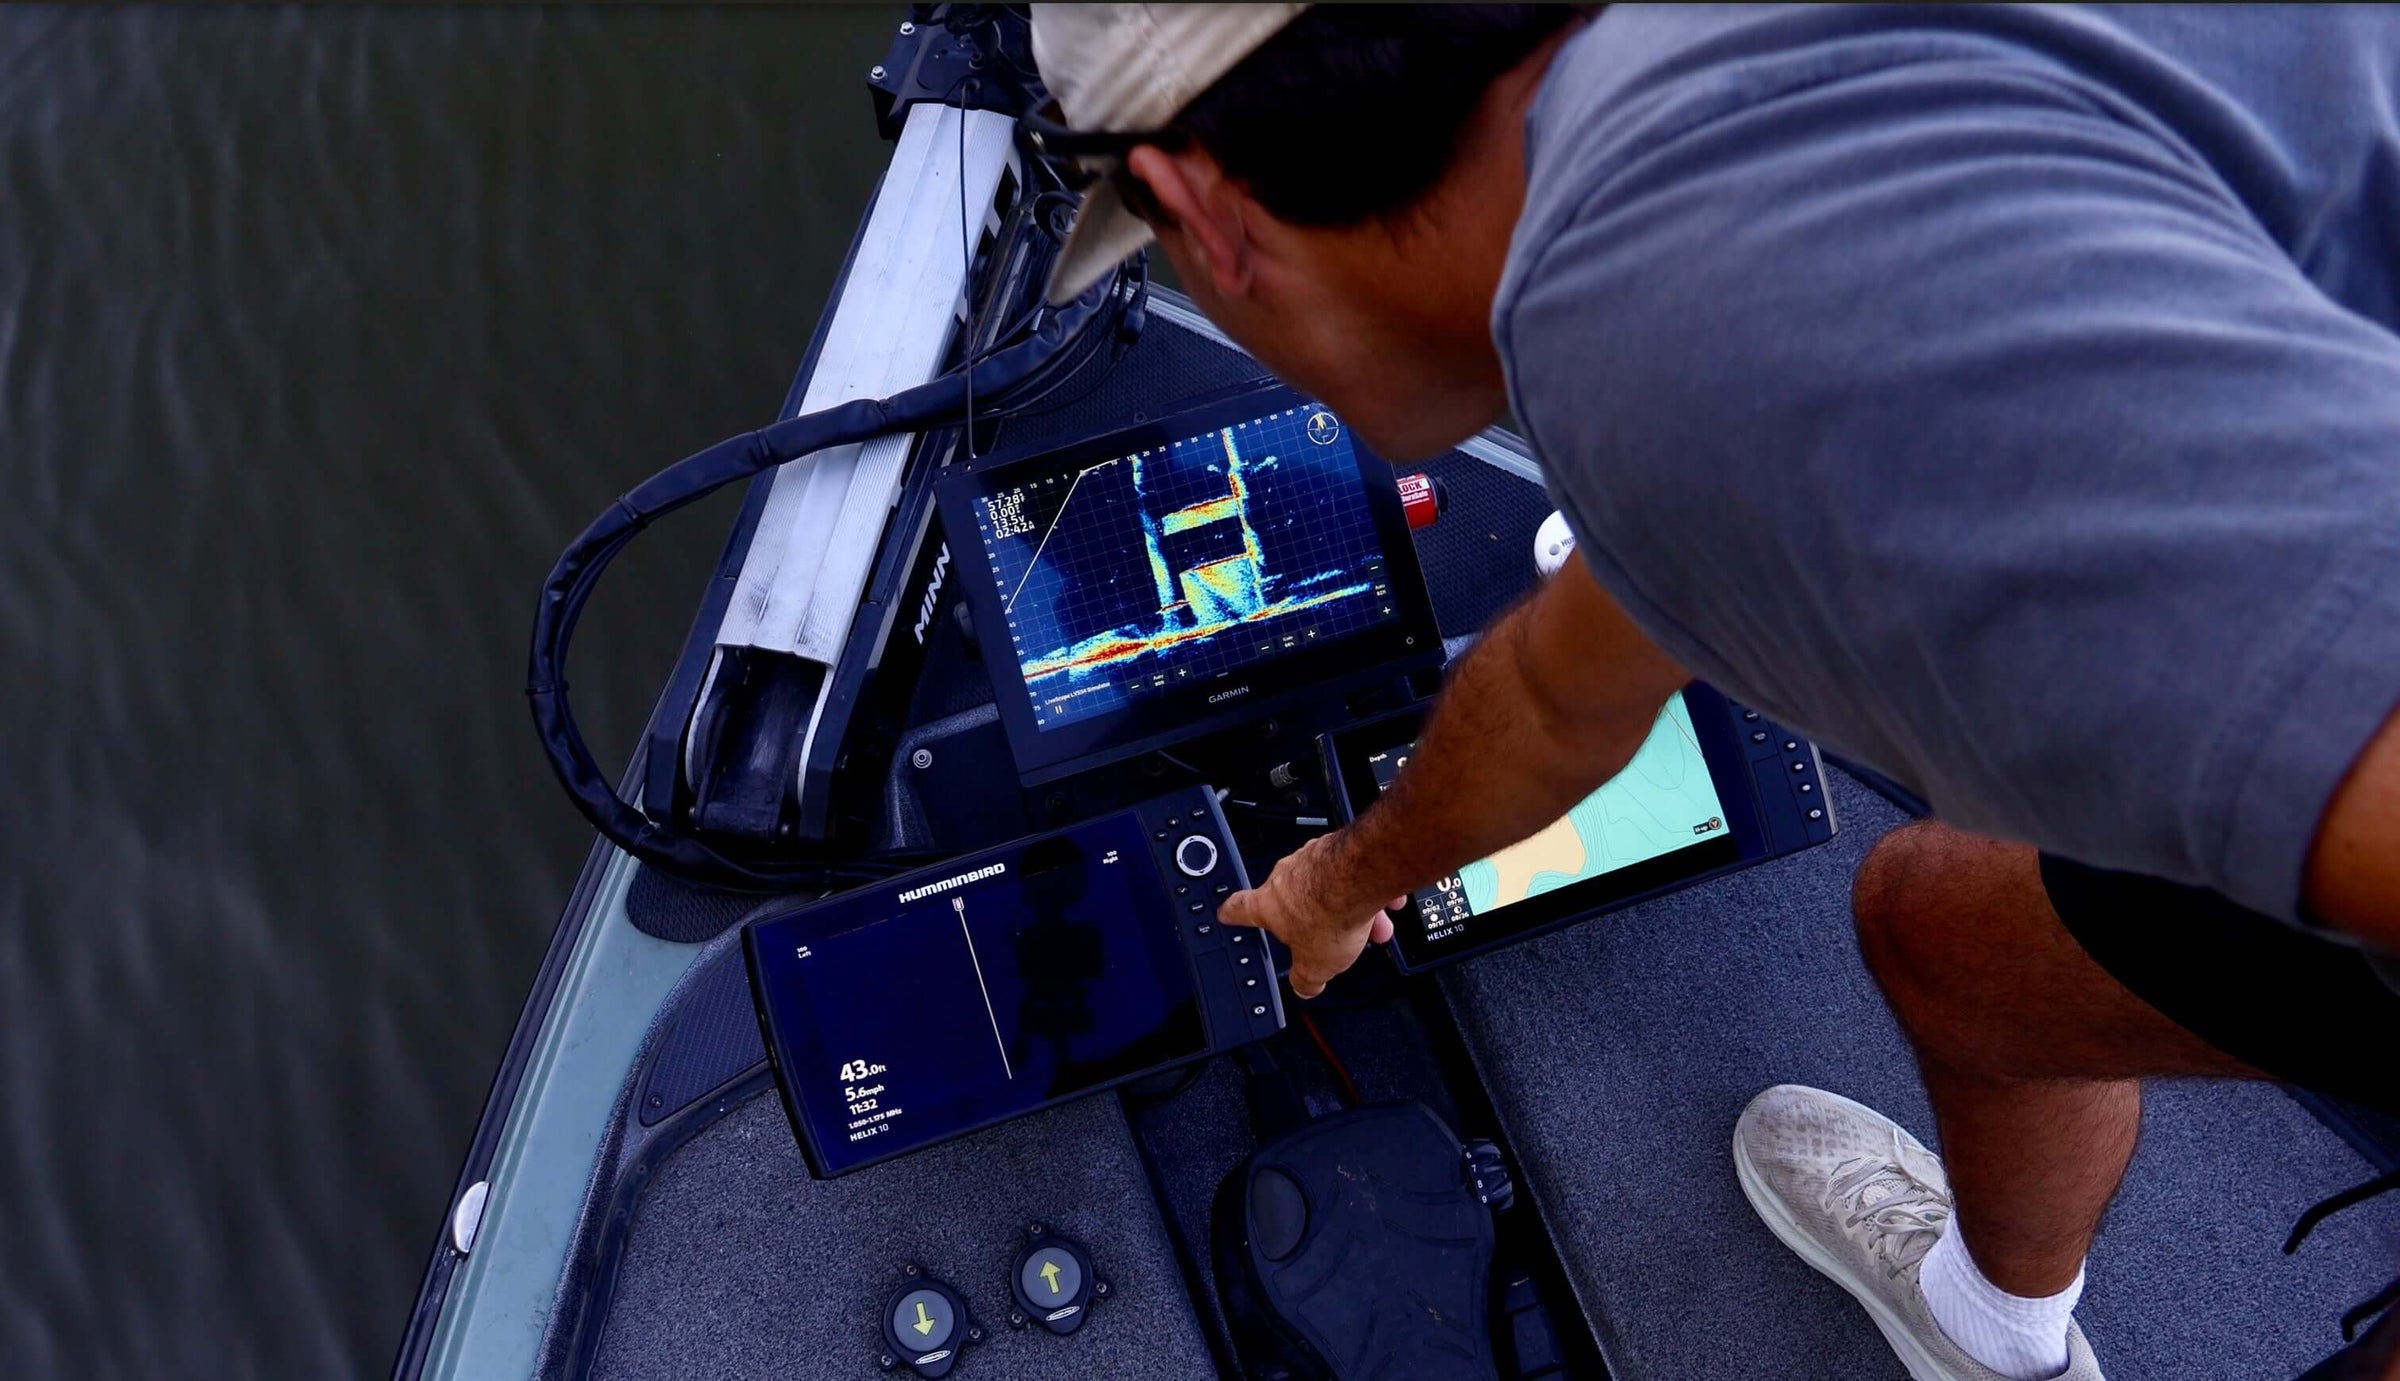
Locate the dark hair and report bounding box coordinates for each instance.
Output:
[1127,5,1585,227]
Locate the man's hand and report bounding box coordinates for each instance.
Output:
[1222,560,1687,1000]
[1217,833,1403,999]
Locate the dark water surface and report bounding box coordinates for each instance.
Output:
[0,9,896,1376]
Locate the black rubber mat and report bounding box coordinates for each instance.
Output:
[634,942,764,1127]
[1410,451,1556,639]
[623,866,758,944]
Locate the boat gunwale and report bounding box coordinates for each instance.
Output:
[387,160,891,1381]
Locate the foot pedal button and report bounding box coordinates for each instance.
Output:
[1021,1247,1081,1309]
[893,1290,954,1350]
[879,1268,978,1377]
[1008,1223,1105,1336]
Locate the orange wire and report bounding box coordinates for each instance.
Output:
[1297,1010,1362,1106]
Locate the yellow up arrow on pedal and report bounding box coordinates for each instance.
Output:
[1039,1261,1062,1295]
[912,1301,937,1336]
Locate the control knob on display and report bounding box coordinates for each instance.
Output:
[1173,834,1219,878]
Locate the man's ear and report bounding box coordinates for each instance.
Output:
[1125,144,1254,300]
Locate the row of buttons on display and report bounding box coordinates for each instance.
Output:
[1148,796,1282,1041]
[1733,704,1834,848]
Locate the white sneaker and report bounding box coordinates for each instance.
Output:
[1733,1085,2105,1381]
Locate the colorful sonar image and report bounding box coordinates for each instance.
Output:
[1366,692,1730,945]
[971,405,1401,730]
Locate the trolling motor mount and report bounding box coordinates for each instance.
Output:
[869,5,1046,140]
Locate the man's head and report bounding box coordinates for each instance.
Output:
[1032,4,1582,460]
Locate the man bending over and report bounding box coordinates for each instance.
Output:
[1032,6,2400,1378]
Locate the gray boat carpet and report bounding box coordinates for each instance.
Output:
[1444,768,2400,1379]
[587,1089,1215,1380]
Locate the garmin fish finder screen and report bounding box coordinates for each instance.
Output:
[968,404,1402,730]
[749,812,1205,1175]
[1367,692,1732,945]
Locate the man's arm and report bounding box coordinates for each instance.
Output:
[1218,558,1688,996]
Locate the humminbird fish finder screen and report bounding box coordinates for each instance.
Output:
[938,385,1441,783]
[1329,684,1839,971]
[746,791,1280,1176]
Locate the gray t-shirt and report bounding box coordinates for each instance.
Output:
[1496,4,2400,923]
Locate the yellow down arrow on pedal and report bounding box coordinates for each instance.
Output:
[1039,1260,1062,1295]
[912,1300,937,1336]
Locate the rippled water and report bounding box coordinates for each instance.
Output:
[0,9,894,1376]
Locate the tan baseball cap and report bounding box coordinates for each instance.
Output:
[1030,3,1307,303]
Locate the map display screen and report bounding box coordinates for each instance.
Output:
[967,403,1403,731]
[1366,691,1734,953]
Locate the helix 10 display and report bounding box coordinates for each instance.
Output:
[939,385,1441,784]
[745,788,1283,1176]
[1367,690,1733,948]
[1325,684,1841,972]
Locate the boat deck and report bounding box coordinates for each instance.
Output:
[552,772,2400,1379]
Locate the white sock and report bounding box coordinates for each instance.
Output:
[1917,1225,2083,1380]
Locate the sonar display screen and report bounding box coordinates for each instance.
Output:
[968,404,1402,730]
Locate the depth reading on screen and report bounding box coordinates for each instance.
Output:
[1368,692,1732,945]
[970,405,1401,730]
[749,815,1205,1174]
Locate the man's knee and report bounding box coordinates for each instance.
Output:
[1852,822,2051,1070]
[1853,823,2263,1085]
[1852,821,1973,1000]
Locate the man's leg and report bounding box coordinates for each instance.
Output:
[1850,820,2261,1297]
[1745,817,2400,1378]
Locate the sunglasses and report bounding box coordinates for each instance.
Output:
[1019,104,1191,189]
